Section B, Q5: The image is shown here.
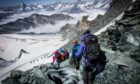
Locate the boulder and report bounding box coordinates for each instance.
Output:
[10,70,23,79]
[129,46,140,62]
[2,77,21,84]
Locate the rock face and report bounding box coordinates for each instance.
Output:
[67,4,84,14]
[61,0,133,40]
[89,0,133,33]
[2,61,79,84]
[21,3,27,11]
[60,23,78,40]
[94,0,140,83]
[88,48,140,84]
[0,12,14,21]
[76,16,91,31]
[0,14,73,34]
[98,0,140,62]
[60,15,92,40]
[60,0,140,84]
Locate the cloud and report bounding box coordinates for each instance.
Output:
[0,10,57,25]
[20,19,78,34]
[19,9,106,34]
[0,9,106,34]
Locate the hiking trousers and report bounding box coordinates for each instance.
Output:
[57,59,63,68]
[74,57,81,70]
[83,66,96,84]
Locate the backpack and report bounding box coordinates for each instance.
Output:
[63,49,69,59]
[55,53,64,60]
[95,50,107,75]
[83,34,100,64]
[83,34,107,74]
[60,48,69,59]
[98,50,106,65]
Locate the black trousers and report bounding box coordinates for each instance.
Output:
[74,57,81,70]
[57,59,63,68]
[83,66,96,84]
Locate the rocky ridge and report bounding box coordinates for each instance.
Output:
[2,61,80,84]
[61,0,140,84]
[61,0,133,40]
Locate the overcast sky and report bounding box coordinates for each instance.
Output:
[0,0,94,7]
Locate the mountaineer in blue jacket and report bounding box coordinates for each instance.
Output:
[70,40,80,70]
[76,30,99,84]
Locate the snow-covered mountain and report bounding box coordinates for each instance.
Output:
[0,0,111,13]
[46,0,111,13]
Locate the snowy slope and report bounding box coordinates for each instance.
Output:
[0,34,68,81]
[94,12,124,35]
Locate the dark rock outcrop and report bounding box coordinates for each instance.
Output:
[10,70,23,79]
[2,61,79,84]
[0,12,14,21]
[76,16,91,31]
[60,23,78,40]
[0,58,15,67]
[68,4,84,14]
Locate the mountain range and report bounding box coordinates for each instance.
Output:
[0,0,111,13]
[0,0,112,34]
[0,14,73,34]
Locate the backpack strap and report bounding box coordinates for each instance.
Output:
[83,45,87,59]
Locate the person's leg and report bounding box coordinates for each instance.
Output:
[83,67,88,84]
[76,57,81,70]
[73,57,76,66]
[88,70,94,84]
[58,62,60,68]
[57,59,61,68]
[69,57,74,67]
[74,57,78,69]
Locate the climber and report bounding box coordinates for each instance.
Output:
[52,48,69,68]
[76,30,106,84]
[70,40,81,70]
[52,49,65,68]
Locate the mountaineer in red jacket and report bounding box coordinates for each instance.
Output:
[52,48,69,68]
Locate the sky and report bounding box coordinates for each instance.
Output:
[0,0,94,7]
